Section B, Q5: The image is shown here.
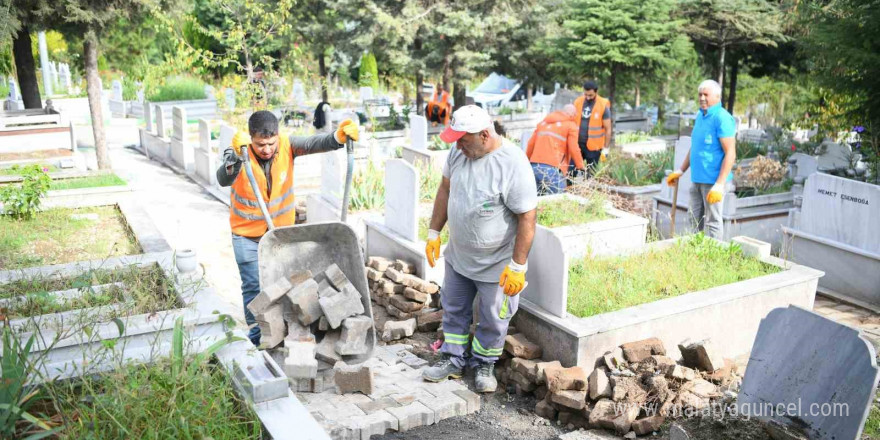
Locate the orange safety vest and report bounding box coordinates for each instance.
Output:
[526,111,585,172]
[229,136,296,238]
[573,95,611,151]
[431,90,450,106]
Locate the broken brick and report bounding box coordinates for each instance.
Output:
[318,283,365,329]
[632,416,665,435]
[334,362,374,395]
[416,309,443,332]
[589,367,612,400]
[386,304,416,320]
[325,263,353,291]
[534,361,562,384]
[620,338,666,363]
[403,287,430,303]
[678,338,725,372]
[390,294,425,312]
[384,267,406,283]
[504,333,542,359]
[392,259,415,274]
[550,389,587,410]
[381,318,416,342]
[544,366,587,392]
[366,267,384,281]
[247,276,293,315]
[368,256,392,272]
[335,315,372,355]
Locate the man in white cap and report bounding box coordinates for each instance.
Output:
[422,105,538,393]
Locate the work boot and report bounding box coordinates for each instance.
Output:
[474,362,497,393]
[422,357,463,382]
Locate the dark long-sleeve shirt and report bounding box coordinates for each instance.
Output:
[217,132,342,191]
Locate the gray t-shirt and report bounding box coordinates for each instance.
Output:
[442,139,538,282]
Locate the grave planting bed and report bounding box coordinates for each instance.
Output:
[513,235,822,375]
[579,149,671,215]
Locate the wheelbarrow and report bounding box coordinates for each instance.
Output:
[239,137,376,364]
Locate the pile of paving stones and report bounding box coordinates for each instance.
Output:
[365,256,444,342]
[248,263,373,393]
[496,335,742,438]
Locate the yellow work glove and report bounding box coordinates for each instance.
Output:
[425,229,442,268]
[232,130,252,155]
[499,260,527,296]
[666,169,684,186]
[335,119,360,143]
[600,150,608,162]
[707,183,725,204]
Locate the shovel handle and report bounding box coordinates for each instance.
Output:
[241,146,275,231]
[670,180,679,238]
[340,138,355,222]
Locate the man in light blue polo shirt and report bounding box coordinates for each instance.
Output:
[667,80,736,239]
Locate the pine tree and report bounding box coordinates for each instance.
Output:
[358,52,379,90]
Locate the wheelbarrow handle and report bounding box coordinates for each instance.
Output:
[341,138,355,222]
[241,145,276,231]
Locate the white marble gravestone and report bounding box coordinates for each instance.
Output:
[359,86,374,101]
[799,173,879,254]
[384,160,418,242]
[409,114,428,150]
[224,88,236,111]
[111,80,123,101]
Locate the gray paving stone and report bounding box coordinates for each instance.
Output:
[356,397,402,414]
[385,401,435,432]
[418,392,467,422]
[389,388,436,405]
[452,389,481,413]
[344,409,398,440]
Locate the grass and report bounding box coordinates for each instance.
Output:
[419,162,442,202]
[418,217,450,242]
[735,178,794,198]
[1,263,179,319]
[537,196,608,228]
[147,76,207,102]
[594,149,673,187]
[0,164,59,175]
[0,206,141,270]
[43,359,261,439]
[48,173,127,191]
[567,234,781,318]
[615,131,651,144]
[864,405,880,438]
[349,160,385,211]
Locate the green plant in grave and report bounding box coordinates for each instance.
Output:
[0,165,51,219]
[418,162,441,202]
[349,160,386,211]
[615,131,650,144]
[429,135,451,151]
[0,327,59,439]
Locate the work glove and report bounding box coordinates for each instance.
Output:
[335,119,360,144]
[707,183,725,204]
[499,259,527,296]
[425,229,442,268]
[666,169,684,186]
[232,130,252,156]
[600,150,608,162]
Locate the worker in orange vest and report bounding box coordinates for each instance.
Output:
[426,83,452,126]
[216,110,359,346]
[526,104,585,195]
[571,80,612,179]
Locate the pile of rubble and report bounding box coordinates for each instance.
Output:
[365,256,444,342]
[248,263,373,393]
[496,336,742,437]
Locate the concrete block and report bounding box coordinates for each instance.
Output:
[285,278,323,326]
[317,278,337,298]
[603,348,625,370]
[319,285,365,329]
[504,333,542,359]
[379,279,405,295]
[336,315,372,356]
[534,360,562,385]
[232,350,289,403]
[535,399,557,420]
[511,358,538,381]
[393,259,415,274]
[417,310,443,332]
[284,340,318,379]
[255,304,286,348]
[381,318,417,342]
[632,416,665,435]
[316,331,343,364]
[325,263,352,291]
[334,362,375,395]
[731,236,771,259]
[345,409,398,440]
[419,392,467,422]
[368,256,392,272]
[404,287,430,303]
[737,306,880,440]
[356,397,401,414]
[386,305,416,320]
[366,267,384,281]
[589,367,612,400]
[620,337,666,363]
[545,366,587,392]
[384,267,406,283]
[550,390,587,410]
[452,389,481,413]
[247,276,293,315]
[385,401,435,432]
[678,338,725,372]
[390,294,425,312]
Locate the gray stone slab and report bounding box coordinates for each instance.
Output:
[409,114,427,150]
[384,159,418,242]
[798,173,879,254]
[737,305,879,440]
[519,225,568,317]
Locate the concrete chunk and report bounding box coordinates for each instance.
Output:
[336,315,372,356]
[588,399,618,430]
[334,362,374,395]
[285,278,323,325]
[316,331,343,364]
[318,316,330,332]
[368,256,393,272]
[417,309,443,332]
[603,347,626,370]
[390,294,425,312]
[534,360,562,385]
[545,366,587,392]
[381,318,417,342]
[283,340,318,379]
[393,259,415,274]
[632,415,666,435]
[325,263,353,291]
[678,338,725,372]
[247,276,293,315]
[504,333,542,359]
[664,364,698,381]
[255,304,286,348]
[404,287,430,303]
[550,389,587,410]
[319,284,365,329]
[589,367,612,400]
[620,338,666,363]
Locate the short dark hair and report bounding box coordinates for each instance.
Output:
[249,111,279,137]
[583,80,598,92]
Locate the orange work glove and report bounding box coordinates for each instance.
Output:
[335,119,360,143]
[499,260,527,296]
[707,183,725,204]
[232,130,252,155]
[666,169,684,186]
[600,150,608,162]
[425,229,442,268]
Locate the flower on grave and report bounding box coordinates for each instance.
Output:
[853,125,866,133]
[855,142,862,151]
[791,144,796,151]
[42,167,49,172]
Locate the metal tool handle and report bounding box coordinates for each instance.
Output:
[340,138,354,222]
[670,179,679,238]
[241,145,275,231]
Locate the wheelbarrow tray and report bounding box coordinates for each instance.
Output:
[257,221,376,364]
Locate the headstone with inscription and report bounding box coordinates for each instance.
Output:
[799,173,879,254]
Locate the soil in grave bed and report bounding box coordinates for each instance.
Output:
[536,197,608,228]
[21,359,261,439]
[0,205,141,270]
[0,148,73,162]
[567,234,781,318]
[1,263,180,320]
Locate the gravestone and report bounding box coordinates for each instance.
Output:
[136,88,144,103]
[59,64,71,91]
[224,88,236,111]
[8,78,18,100]
[199,119,210,151]
[409,114,428,150]
[48,62,58,88]
[320,149,346,209]
[203,85,215,99]
[170,106,193,172]
[155,105,166,138]
[789,153,818,180]
[520,131,532,152]
[818,140,853,171]
[172,106,186,141]
[144,101,153,133]
[292,79,306,103]
[359,86,374,101]
[738,306,879,440]
[798,173,879,254]
[384,160,418,242]
[198,119,216,186]
[660,137,694,207]
[550,88,580,112]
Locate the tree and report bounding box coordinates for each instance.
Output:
[358,51,379,89]
[3,0,51,109]
[552,0,688,111]
[679,0,786,105]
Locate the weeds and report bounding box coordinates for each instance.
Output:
[418,163,442,202]
[429,135,451,151]
[349,160,385,212]
[418,217,450,242]
[593,149,673,187]
[567,233,781,317]
[48,174,127,191]
[147,76,207,102]
[0,165,51,219]
[537,196,608,228]
[615,131,650,144]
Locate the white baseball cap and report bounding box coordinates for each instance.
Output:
[439,105,493,143]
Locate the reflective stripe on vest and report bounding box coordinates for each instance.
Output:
[229,136,295,237]
[537,130,566,141]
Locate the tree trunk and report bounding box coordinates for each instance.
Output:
[318,50,328,102]
[608,67,617,119]
[442,52,451,92]
[634,78,641,108]
[452,81,466,112]
[243,44,253,81]
[526,84,533,111]
[414,35,424,115]
[658,76,670,123]
[84,32,110,170]
[12,26,42,109]
[717,44,726,88]
[727,56,739,114]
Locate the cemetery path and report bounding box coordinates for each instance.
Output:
[110,145,246,324]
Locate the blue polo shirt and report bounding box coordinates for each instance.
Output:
[690,103,736,184]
